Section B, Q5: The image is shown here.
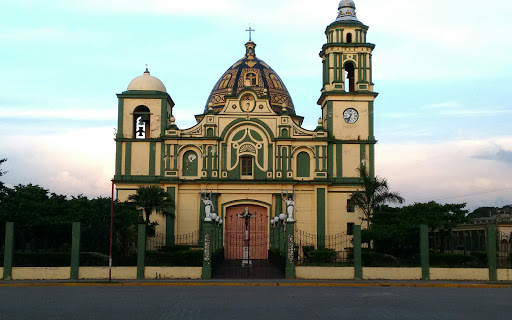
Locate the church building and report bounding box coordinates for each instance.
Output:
[113,0,376,245]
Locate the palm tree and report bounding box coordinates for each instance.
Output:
[128,186,174,224]
[349,164,404,224]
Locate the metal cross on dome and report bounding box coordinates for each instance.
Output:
[246,24,255,41]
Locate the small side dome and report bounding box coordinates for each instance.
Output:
[127,68,167,92]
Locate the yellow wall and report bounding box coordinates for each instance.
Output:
[144,267,202,279]
[342,144,360,178]
[12,267,70,280]
[131,142,150,175]
[497,269,512,281]
[430,268,489,281]
[176,188,200,235]
[363,268,422,280]
[296,267,354,280]
[79,267,137,280]
[332,101,369,140]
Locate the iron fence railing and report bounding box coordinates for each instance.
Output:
[498,231,512,269]
[145,230,202,267]
[294,229,353,266]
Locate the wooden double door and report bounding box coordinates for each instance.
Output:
[224,204,268,260]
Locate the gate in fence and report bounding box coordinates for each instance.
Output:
[212,204,285,279]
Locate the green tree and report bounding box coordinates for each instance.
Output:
[0,158,7,191]
[349,164,404,223]
[363,202,470,256]
[128,185,173,225]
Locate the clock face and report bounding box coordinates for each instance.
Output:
[343,108,359,124]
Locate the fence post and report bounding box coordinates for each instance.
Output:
[486,224,497,281]
[70,222,81,280]
[509,232,512,264]
[137,224,146,280]
[420,224,430,280]
[285,221,296,279]
[3,222,14,280]
[202,221,213,279]
[354,225,362,280]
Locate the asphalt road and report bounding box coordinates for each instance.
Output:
[0,285,511,320]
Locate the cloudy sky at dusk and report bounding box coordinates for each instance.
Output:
[1,0,511,211]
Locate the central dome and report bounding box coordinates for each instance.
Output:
[205,41,295,115]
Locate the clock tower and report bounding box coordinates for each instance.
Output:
[318,0,377,178]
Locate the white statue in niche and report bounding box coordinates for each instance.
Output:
[282,191,297,222]
[200,189,214,221]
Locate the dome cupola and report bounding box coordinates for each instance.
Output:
[205,42,295,115]
[336,0,359,22]
[127,68,167,92]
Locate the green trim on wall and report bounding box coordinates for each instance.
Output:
[149,141,156,176]
[297,151,311,178]
[315,146,320,172]
[274,193,283,218]
[160,99,167,136]
[117,90,174,105]
[219,118,275,141]
[369,101,374,139]
[125,142,132,175]
[336,143,343,177]
[160,142,165,176]
[166,187,176,245]
[117,98,124,138]
[317,188,326,248]
[327,101,333,138]
[360,143,366,166]
[369,144,375,178]
[115,142,122,176]
[325,20,369,31]
[327,143,333,178]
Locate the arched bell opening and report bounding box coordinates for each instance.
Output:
[133,105,150,139]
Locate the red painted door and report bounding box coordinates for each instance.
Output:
[224,204,268,260]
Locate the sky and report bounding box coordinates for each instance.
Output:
[1,0,511,211]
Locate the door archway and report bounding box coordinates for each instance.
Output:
[224,204,268,260]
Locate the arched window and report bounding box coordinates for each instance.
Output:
[344,62,355,92]
[245,73,257,86]
[182,150,198,177]
[346,33,353,43]
[297,152,310,178]
[133,105,150,139]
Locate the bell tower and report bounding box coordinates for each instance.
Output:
[318,0,377,178]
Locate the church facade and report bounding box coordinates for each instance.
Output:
[113,0,376,243]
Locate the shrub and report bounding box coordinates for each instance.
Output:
[430,253,477,267]
[306,248,336,264]
[362,252,400,267]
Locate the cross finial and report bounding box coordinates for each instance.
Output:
[245,24,255,41]
[144,63,149,73]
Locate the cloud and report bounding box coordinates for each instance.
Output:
[0,127,115,198]
[474,147,512,165]
[0,27,67,41]
[377,136,512,210]
[0,107,115,121]
[422,102,461,109]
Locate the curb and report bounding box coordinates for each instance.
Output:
[1,281,512,288]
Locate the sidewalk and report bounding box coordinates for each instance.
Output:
[1,278,512,288]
